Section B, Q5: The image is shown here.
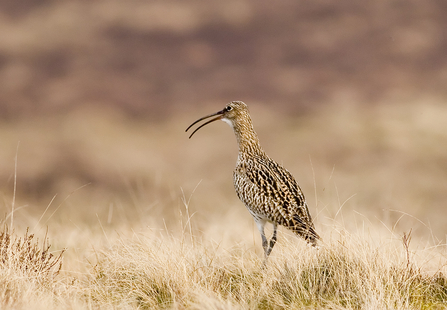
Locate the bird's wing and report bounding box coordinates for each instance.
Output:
[241,156,319,240]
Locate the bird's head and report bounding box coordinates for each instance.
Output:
[186,101,249,138]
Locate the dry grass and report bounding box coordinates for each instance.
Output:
[0,102,446,309]
[0,228,64,308]
[0,228,63,278]
[0,200,446,309]
[0,1,446,308]
[85,229,447,310]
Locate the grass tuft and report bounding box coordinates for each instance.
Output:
[0,228,64,279]
[84,231,447,309]
[0,227,65,308]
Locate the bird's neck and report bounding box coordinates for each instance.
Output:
[232,119,264,157]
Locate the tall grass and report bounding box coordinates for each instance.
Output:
[0,103,446,309]
[0,228,64,308]
[84,228,447,310]
[0,199,446,309]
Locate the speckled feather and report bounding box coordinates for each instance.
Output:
[234,152,319,244]
[186,101,319,256]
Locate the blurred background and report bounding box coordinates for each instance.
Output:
[0,0,446,242]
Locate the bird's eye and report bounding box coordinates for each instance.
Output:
[225,106,233,112]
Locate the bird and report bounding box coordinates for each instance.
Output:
[186,101,319,260]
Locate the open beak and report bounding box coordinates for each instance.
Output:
[185,108,225,139]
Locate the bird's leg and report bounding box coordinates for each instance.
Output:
[266,223,278,257]
[255,219,268,259]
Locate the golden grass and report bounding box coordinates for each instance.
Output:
[0,102,446,309]
[0,1,446,307]
[85,228,447,309]
[0,204,446,309]
[0,228,64,309]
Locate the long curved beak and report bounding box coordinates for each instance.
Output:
[186,108,225,139]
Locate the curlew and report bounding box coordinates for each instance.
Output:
[186,101,319,260]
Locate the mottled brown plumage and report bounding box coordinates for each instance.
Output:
[186,101,319,259]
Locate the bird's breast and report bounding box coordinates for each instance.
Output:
[234,163,247,175]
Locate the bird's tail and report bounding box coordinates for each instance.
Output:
[292,214,320,246]
[303,228,320,247]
